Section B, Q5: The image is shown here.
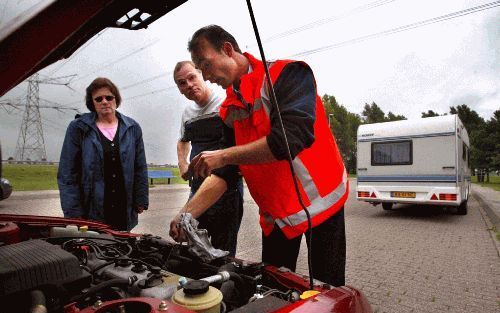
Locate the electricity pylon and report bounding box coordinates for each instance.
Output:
[12,73,78,161]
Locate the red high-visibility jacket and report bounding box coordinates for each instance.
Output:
[220,53,348,239]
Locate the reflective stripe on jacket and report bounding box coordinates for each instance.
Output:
[220,53,348,239]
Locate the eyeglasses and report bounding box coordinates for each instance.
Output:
[94,95,115,103]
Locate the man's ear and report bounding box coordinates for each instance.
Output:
[222,41,234,57]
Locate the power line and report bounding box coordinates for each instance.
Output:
[3,101,77,132]
[37,74,77,86]
[121,71,171,91]
[290,0,500,58]
[125,86,177,101]
[259,0,396,44]
[61,84,177,109]
[46,29,108,77]
[0,100,24,114]
[71,39,160,84]
[38,98,80,113]
[2,100,79,113]
[40,115,72,133]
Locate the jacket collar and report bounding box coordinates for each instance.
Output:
[77,111,132,161]
[78,111,132,132]
[223,52,264,110]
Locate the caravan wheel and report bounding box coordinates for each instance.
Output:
[382,203,393,210]
[456,200,468,215]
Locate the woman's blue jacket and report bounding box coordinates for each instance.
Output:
[57,112,148,231]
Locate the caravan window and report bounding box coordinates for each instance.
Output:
[371,140,412,166]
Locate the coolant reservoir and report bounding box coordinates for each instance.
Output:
[50,225,100,237]
[172,280,222,313]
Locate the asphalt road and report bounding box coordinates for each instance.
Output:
[0,179,498,313]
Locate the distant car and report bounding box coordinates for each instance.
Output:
[0,143,13,200]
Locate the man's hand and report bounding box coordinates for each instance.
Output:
[189,149,227,179]
[169,213,186,242]
[179,162,191,180]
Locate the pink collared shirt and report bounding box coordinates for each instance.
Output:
[97,124,117,141]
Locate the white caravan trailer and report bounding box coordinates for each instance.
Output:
[356,114,471,214]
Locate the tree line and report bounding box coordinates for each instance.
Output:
[322,95,500,179]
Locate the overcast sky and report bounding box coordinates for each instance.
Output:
[1,0,499,164]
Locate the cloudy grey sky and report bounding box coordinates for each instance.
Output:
[1,0,499,164]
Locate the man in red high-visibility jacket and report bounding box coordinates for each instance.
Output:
[169,25,348,286]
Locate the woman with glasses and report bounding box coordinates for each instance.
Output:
[58,77,148,231]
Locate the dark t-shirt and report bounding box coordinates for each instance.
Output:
[180,91,241,191]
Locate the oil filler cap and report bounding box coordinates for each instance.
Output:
[183,280,209,295]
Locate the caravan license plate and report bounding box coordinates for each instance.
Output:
[391,191,416,198]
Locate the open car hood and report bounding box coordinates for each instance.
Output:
[0,0,187,97]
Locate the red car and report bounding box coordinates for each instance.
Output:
[0,1,372,312]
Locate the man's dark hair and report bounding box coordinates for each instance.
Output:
[85,77,122,112]
[188,25,241,54]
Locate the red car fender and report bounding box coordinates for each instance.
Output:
[274,286,372,313]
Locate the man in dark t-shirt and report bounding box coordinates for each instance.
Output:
[172,60,243,256]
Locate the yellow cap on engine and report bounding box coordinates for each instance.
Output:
[79,225,88,232]
[172,285,222,313]
[300,290,320,299]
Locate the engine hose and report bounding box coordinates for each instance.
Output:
[71,278,131,303]
[222,271,251,307]
[218,262,237,273]
[218,264,251,297]
[30,290,47,313]
[228,271,247,296]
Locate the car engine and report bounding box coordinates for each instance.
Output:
[0,222,329,313]
[0,219,371,313]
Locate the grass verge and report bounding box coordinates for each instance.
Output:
[3,164,185,191]
[3,164,58,191]
[472,175,500,192]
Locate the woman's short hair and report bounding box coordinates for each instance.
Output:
[85,77,122,112]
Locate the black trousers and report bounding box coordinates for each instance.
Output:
[262,208,346,286]
[196,188,243,257]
